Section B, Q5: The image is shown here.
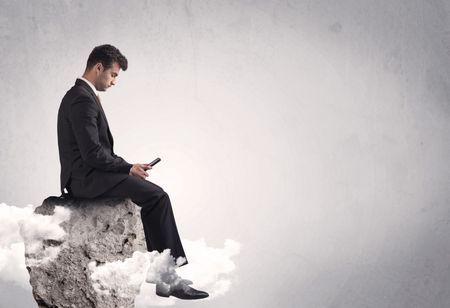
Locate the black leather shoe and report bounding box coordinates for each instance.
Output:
[156,282,209,300]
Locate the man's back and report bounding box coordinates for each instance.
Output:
[57,79,132,198]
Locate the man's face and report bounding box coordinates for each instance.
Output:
[94,62,120,91]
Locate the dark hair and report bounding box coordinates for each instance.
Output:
[86,44,128,71]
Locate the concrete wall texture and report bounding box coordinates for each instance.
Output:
[1,1,449,307]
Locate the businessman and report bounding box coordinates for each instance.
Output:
[57,44,208,300]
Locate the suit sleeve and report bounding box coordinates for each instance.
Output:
[70,96,133,173]
[112,153,132,173]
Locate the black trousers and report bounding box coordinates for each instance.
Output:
[74,176,188,266]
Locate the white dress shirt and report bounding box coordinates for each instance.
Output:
[77,76,99,98]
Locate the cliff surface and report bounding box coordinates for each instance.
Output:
[24,196,147,308]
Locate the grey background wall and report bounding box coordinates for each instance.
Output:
[1,0,450,307]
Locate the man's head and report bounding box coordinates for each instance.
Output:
[83,44,128,91]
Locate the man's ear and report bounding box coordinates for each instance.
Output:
[95,63,103,75]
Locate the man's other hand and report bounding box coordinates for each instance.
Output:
[129,163,152,180]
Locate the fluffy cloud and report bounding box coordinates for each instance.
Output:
[134,239,241,307]
[0,203,71,288]
[20,205,71,267]
[0,202,240,306]
[0,203,35,289]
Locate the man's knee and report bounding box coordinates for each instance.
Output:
[139,190,169,216]
[141,186,167,205]
[155,189,168,202]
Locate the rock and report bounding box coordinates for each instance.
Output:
[25,196,147,308]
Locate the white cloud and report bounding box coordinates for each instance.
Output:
[176,238,241,298]
[91,239,241,307]
[0,203,34,289]
[134,239,241,306]
[0,202,71,289]
[0,202,241,306]
[19,205,71,267]
[88,250,149,297]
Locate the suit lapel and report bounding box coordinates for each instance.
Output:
[94,95,115,148]
[75,79,115,147]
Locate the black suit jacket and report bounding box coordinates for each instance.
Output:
[57,79,132,198]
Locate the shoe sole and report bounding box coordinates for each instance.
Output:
[155,291,209,300]
[155,291,170,298]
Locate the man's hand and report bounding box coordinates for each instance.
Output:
[129,163,152,180]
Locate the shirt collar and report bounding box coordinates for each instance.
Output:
[77,76,99,97]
